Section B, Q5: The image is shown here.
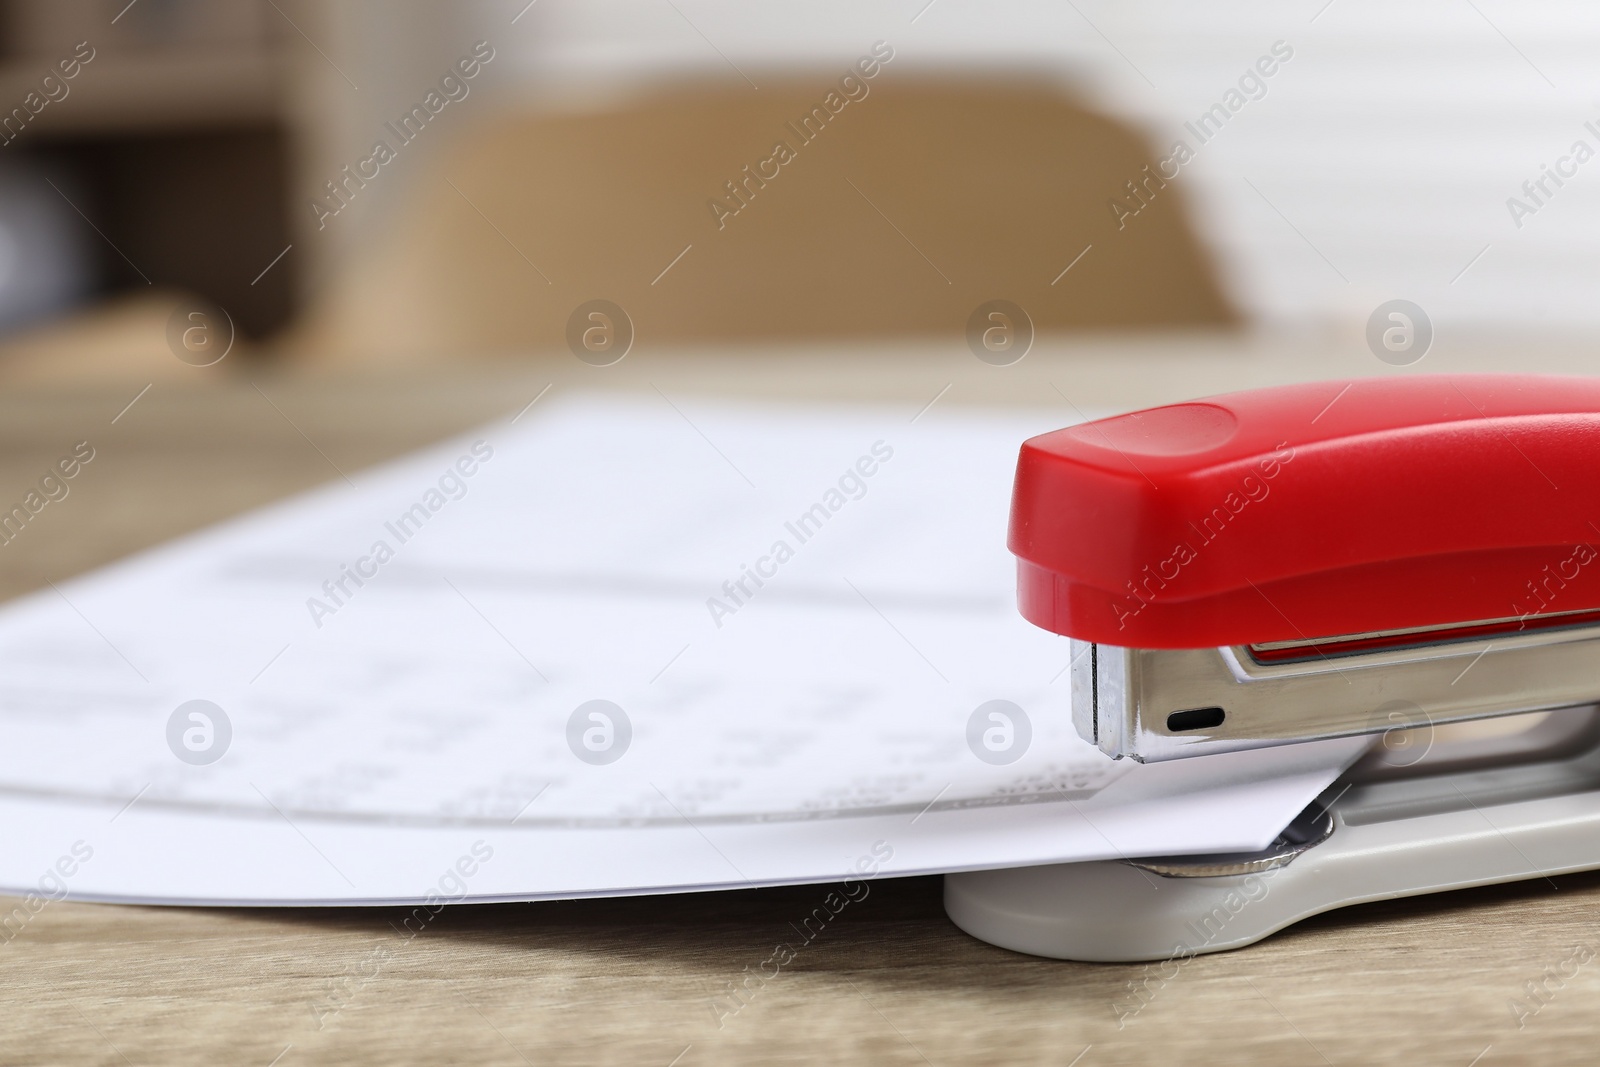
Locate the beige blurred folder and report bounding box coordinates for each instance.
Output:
[293,77,1235,363]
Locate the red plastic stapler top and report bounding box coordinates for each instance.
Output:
[1010,375,1600,649]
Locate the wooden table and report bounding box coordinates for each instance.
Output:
[2,333,1597,1066]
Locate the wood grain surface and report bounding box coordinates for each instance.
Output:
[0,337,1594,1066]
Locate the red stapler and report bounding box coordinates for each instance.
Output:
[947,375,1600,961]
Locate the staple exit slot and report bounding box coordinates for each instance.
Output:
[1167,707,1226,732]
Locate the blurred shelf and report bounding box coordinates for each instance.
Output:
[0,48,284,136]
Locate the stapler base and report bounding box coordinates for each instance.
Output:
[945,708,1600,961]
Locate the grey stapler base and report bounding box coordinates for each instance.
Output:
[944,709,1600,962]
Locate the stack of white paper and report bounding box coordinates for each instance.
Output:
[0,394,1365,904]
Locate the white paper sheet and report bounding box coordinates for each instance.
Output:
[0,394,1366,904]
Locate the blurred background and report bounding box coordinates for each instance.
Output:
[0,0,1591,377]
